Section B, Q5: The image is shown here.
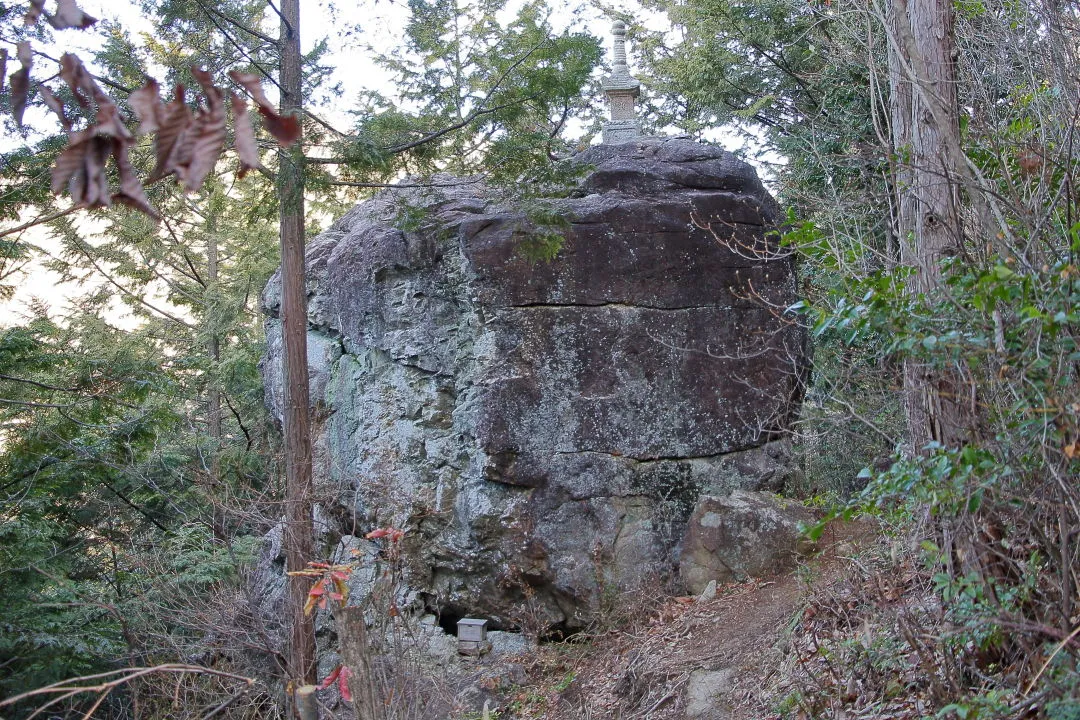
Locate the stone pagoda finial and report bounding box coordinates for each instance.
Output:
[601,20,641,144]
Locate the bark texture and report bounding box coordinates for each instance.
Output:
[277,0,317,691]
[887,0,976,450]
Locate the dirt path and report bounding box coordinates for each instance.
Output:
[499,522,868,720]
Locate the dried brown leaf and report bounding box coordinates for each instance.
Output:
[59,52,108,108]
[181,67,227,192]
[52,128,112,209]
[39,85,70,130]
[95,100,132,141]
[112,141,158,218]
[229,69,301,147]
[128,77,163,134]
[46,0,97,29]
[11,42,32,126]
[230,92,261,177]
[256,106,300,147]
[228,71,271,108]
[148,84,194,182]
[24,0,46,25]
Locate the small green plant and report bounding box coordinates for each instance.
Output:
[514,228,565,262]
[553,671,575,693]
[513,203,571,263]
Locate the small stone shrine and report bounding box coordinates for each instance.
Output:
[601,20,642,144]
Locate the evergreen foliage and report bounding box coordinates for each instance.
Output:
[644,0,1079,710]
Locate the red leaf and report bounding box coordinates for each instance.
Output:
[46,0,97,29]
[231,92,261,177]
[332,577,350,605]
[128,78,163,134]
[256,105,300,147]
[330,570,351,580]
[308,562,331,569]
[302,591,318,616]
[10,42,32,126]
[366,528,390,539]
[319,665,342,690]
[338,666,354,702]
[308,584,326,596]
[24,0,45,25]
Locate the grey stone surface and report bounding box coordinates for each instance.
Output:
[487,631,533,656]
[679,490,819,593]
[261,137,805,633]
[685,668,734,718]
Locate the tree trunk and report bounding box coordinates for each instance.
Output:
[334,605,383,720]
[886,0,975,451]
[278,0,317,693]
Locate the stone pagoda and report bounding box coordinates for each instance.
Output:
[601,20,641,144]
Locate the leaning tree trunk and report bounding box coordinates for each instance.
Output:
[277,0,317,695]
[886,0,975,451]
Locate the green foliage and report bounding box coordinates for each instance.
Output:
[513,203,571,262]
[645,0,1080,709]
[0,315,185,700]
[355,0,602,183]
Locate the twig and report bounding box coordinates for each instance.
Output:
[1023,623,1080,697]
[0,664,255,720]
[0,206,80,240]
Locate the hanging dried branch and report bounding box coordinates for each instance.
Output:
[4,17,295,218]
[229,70,300,146]
[50,54,156,217]
[0,48,7,95]
[11,42,33,126]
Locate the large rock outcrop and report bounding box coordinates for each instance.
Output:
[262,136,805,633]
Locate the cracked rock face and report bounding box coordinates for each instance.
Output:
[262,137,805,632]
